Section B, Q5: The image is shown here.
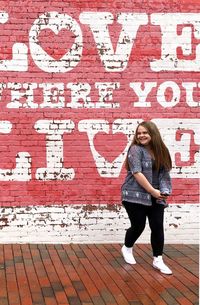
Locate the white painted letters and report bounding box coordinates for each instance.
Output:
[35,120,75,180]
[150,13,200,71]
[29,12,83,73]
[0,12,28,71]
[0,121,31,181]
[80,12,148,72]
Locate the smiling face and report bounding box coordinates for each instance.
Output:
[136,125,151,146]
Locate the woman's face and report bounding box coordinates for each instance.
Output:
[136,125,151,146]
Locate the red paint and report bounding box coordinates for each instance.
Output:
[0,0,199,206]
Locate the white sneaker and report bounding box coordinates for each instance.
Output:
[121,245,136,264]
[153,256,172,275]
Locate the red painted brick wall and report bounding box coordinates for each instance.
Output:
[0,0,199,207]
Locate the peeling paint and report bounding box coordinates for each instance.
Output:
[169,223,178,228]
[0,204,198,244]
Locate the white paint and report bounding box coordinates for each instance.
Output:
[7,82,38,108]
[0,43,28,72]
[34,120,75,180]
[0,11,8,23]
[0,81,199,108]
[157,81,180,107]
[95,82,120,108]
[153,119,200,178]
[29,12,83,73]
[130,82,157,107]
[0,12,200,72]
[0,118,198,180]
[66,82,120,108]
[150,13,200,71]
[79,12,148,72]
[78,119,141,177]
[182,82,200,107]
[0,121,31,181]
[66,83,92,108]
[0,11,28,71]
[79,118,199,178]
[0,81,200,108]
[39,83,65,108]
[0,204,198,244]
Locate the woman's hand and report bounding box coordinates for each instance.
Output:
[133,172,169,200]
[150,189,162,199]
[151,189,169,200]
[160,193,169,200]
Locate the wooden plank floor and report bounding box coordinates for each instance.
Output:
[0,244,198,305]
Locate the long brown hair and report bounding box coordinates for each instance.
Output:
[125,121,172,171]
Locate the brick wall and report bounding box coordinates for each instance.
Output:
[0,0,199,243]
[0,204,199,244]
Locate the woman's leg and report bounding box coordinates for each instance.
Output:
[147,200,164,256]
[148,201,172,274]
[123,201,147,247]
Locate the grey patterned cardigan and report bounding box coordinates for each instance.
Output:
[121,145,172,207]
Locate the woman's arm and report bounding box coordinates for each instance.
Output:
[159,168,172,195]
[128,145,167,200]
[133,172,163,199]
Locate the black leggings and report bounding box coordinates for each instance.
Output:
[123,199,164,256]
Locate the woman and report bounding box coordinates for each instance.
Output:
[121,121,172,275]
